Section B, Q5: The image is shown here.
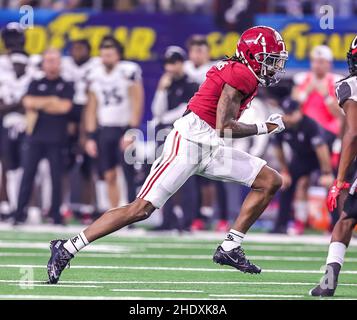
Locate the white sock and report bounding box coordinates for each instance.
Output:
[64,231,89,255]
[6,169,22,211]
[326,242,346,266]
[221,229,245,251]
[294,200,308,223]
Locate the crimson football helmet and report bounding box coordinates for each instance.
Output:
[347,35,357,75]
[236,26,288,86]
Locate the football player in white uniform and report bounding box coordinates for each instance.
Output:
[183,35,215,85]
[310,36,357,297]
[0,23,41,74]
[84,36,144,209]
[0,53,36,214]
[61,39,101,219]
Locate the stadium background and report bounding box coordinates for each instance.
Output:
[0,0,357,300]
[0,1,356,229]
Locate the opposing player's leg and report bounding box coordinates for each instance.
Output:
[200,145,282,273]
[310,192,357,297]
[47,130,199,283]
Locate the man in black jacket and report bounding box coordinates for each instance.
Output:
[14,49,74,225]
[272,98,334,234]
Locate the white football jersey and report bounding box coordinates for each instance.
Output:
[89,60,142,127]
[183,60,215,85]
[0,60,36,129]
[0,64,34,105]
[62,56,101,106]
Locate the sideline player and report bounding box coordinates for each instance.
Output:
[47,26,288,284]
[84,36,144,209]
[310,36,357,297]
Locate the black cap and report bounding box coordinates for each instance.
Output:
[281,97,299,114]
[1,22,25,51]
[163,46,186,64]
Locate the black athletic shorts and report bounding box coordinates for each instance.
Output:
[97,126,128,175]
[2,129,24,170]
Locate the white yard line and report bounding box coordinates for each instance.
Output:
[0,240,343,253]
[0,294,217,300]
[210,294,304,298]
[111,289,203,293]
[0,241,132,253]
[3,251,357,263]
[9,283,101,288]
[1,222,357,246]
[1,263,357,274]
[2,279,357,286]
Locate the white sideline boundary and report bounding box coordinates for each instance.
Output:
[1,222,356,246]
[9,284,101,288]
[4,251,357,263]
[210,294,304,298]
[1,264,357,274]
[0,294,216,300]
[111,289,203,293]
[1,240,354,253]
[2,279,357,287]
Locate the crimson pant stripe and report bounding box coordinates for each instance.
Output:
[139,134,181,199]
[137,131,179,198]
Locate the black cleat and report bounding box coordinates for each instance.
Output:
[213,245,261,274]
[309,284,336,297]
[309,262,340,297]
[47,239,74,284]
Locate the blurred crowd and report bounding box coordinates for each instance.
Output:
[0,21,347,236]
[1,0,357,16]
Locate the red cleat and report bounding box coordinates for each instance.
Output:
[191,218,205,231]
[287,220,305,235]
[215,219,230,232]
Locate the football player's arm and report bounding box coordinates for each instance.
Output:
[85,90,98,134]
[129,80,144,128]
[216,84,278,138]
[84,90,98,158]
[315,143,333,174]
[336,99,357,186]
[314,142,334,188]
[274,143,289,173]
[22,95,55,111]
[41,97,72,114]
[274,142,292,190]
[151,86,168,121]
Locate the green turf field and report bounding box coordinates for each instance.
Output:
[0,227,357,300]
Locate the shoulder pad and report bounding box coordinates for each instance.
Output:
[335,76,357,107]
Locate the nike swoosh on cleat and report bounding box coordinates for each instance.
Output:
[224,253,239,264]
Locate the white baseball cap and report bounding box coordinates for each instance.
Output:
[310,45,333,62]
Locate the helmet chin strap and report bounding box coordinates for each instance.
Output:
[237,50,267,86]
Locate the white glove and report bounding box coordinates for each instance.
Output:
[265,113,285,134]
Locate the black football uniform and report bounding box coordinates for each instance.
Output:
[335,75,357,217]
